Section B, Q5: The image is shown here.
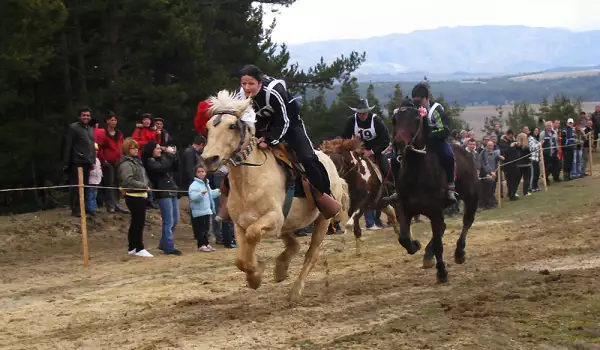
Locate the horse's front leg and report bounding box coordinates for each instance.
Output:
[242,210,281,289]
[429,213,448,283]
[289,214,330,302]
[394,202,421,254]
[423,222,446,269]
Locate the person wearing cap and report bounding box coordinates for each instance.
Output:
[342,98,392,181]
[562,118,576,181]
[153,117,174,147]
[342,98,392,230]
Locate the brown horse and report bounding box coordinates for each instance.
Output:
[320,137,400,254]
[386,101,479,283]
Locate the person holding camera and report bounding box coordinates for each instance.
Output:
[142,141,182,255]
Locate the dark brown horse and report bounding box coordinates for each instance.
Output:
[320,137,400,254]
[385,102,478,283]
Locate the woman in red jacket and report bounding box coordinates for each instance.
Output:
[97,112,128,213]
[132,113,161,151]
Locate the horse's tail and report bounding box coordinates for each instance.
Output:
[335,179,351,232]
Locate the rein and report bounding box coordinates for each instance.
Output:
[396,106,427,155]
[212,112,267,167]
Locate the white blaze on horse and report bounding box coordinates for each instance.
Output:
[201,90,350,302]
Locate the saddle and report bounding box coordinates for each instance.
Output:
[270,144,317,215]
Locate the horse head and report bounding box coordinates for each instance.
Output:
[319,136,365,173]
[392,99,427,154]
[202,90,254,171]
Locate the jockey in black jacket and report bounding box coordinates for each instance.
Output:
[234,64,341,218]
[341,98,392,182]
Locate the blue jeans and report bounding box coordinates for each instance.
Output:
[571,149,582,178]
[365,210,383,227]
[86,187,98,212]
[158,196,179,252]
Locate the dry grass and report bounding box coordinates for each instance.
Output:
[2,159,600,349]
[509,70,600,81]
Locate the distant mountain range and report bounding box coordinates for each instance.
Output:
[286,25,600,81]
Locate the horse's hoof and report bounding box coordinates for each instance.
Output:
[247,261,265,289]
[454,251,466,265]
[247,274,263,289]
[288,281,305,303]
[398,237,421,255]
[423,257,436,269]
[437,272,449,284]
[274,263,289,283]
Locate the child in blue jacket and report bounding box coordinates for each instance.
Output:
[189,165,221,252]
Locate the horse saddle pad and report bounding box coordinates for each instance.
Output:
[271,144,309,198]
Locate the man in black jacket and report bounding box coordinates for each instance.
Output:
[178,135,206,192]
[591,106,600,149]
[342,99,392,181]
[62,107,96,217]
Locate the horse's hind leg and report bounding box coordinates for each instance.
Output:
[455,194,477,264]
[353,211,364,256]
[275,232,300,282]
[430,213,448,283]
[381,205,400,237]
[289,215,329,302]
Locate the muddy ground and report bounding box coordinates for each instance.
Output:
[1,165,600,350]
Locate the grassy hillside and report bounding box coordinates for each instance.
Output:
[307,75,600,107]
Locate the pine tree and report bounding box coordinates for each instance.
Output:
[536,97,551,125]
[365,83,384,118]
[507,101,537,132]
[384,84,404,118]
[481,106,504,134]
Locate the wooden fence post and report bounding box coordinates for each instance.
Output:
[539,145,548,192]
[589,134,594,176]
[496,162,502,209]
[78,167,89,268]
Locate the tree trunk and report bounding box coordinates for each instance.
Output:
[73,17,87,100]
[60,30,73,110]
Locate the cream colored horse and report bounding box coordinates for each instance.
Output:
[201,90,350,302]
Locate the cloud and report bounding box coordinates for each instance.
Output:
[263,0,600,44]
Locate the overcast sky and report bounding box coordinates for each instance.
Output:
[262,0,600,44]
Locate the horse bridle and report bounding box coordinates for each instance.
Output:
[396,106,427,155]
[211,111,267,167]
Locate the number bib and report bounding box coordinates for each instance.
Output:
[354,114,377,141]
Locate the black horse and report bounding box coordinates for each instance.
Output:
[385,101,479,283]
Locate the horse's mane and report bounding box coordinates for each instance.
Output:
[319,137,364,154]
[207,90,252,117]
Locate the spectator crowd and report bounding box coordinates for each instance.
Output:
[61,105,600,255]
[62,108,235,258]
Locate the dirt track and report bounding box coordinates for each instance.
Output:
[2,169,600,349]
